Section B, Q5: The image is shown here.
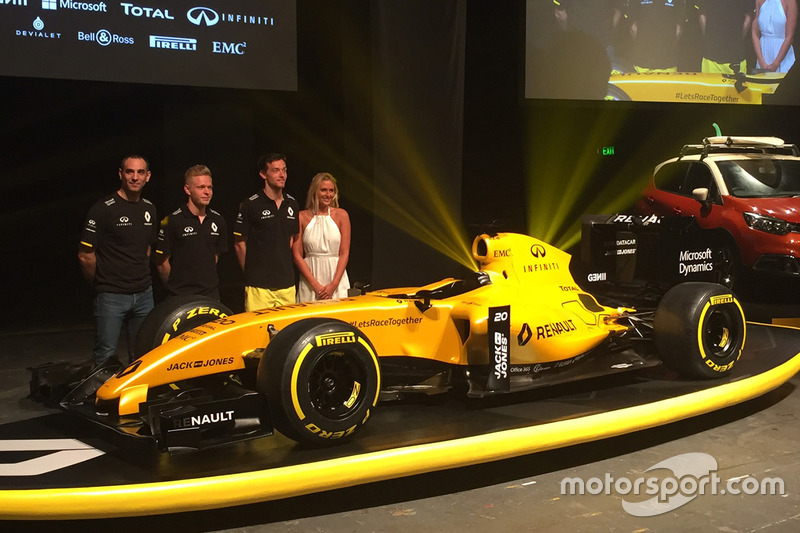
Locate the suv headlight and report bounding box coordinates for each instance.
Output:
[743,212,791,235]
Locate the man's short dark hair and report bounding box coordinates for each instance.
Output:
[257,153,287,173]
[120,154,150,171]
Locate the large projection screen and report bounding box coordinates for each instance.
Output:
[525,0,796,105]
[0,0,297,91]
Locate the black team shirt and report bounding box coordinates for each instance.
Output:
[234,190,299,290]
[80,192,157,294]
[155,205,228,297]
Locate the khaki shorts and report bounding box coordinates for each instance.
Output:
[634,65,678,73]
[244,286,296,311]
[702,58,746,74]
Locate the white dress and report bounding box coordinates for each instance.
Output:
[297,210,350,302]
[758,0,796,73]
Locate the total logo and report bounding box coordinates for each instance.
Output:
[150,35,197,51]
[187,6,274,27]
[121,2,174,20]
[78,29,134,46]
[15,16,62,40]
[43,0,108,12]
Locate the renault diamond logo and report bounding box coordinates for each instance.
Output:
[187,6,219,26]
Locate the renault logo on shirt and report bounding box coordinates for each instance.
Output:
[187,6,219,26]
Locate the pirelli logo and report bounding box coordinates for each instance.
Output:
[710,295,734,305]
[315,332,356,346]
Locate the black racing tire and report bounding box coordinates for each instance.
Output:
[654,282,746,379]
[258,318,380,446]
[133,295,233,358]
[606,83,631,101]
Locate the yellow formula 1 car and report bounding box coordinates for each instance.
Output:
[607,71,784,104]
[60,233,746,452]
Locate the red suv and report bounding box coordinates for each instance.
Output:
[637,136,800,282]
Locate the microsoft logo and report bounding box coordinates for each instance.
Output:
[42,0,56,9]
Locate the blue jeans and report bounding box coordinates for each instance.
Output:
[93,287,154,366]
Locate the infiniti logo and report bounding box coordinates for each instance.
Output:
[187,6,219,26]
[120,216,130,223]
[184,226,194,233]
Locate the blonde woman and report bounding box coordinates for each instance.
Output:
[293,173,351,301]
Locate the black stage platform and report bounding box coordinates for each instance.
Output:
[1,323,800,519]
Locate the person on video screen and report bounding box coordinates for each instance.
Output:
[628,0,687,72]
[554,0,624,64]
[752,0,797,73]
[697,0,754,74]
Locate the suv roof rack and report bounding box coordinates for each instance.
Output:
[678,136,800,158]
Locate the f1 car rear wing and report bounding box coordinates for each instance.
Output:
[679,136,800,158]
[575,214,732,302]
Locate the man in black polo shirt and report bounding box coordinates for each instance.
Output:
[234,153,299,311]
[155,165,228,299]
[78,155,157,367]
[628,0,686,73]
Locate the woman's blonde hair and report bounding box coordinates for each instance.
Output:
[306,172,339,213]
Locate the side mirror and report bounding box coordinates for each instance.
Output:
[692,187,710,204]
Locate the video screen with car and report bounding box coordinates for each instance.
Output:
[525,0,796,104]
[0,0,297,91]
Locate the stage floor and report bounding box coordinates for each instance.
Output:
[1,323,800,530]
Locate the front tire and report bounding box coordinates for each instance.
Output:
[258,319,380,445]
[133,295,233,358]
[654,282,746,378]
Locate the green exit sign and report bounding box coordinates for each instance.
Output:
[601,146,615,156]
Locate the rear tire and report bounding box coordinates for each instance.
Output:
[654,282,746,378]
[258,319,380,446]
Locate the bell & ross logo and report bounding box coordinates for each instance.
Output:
[78,28,134,46]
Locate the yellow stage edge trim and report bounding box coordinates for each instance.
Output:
[2,336,799,520]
